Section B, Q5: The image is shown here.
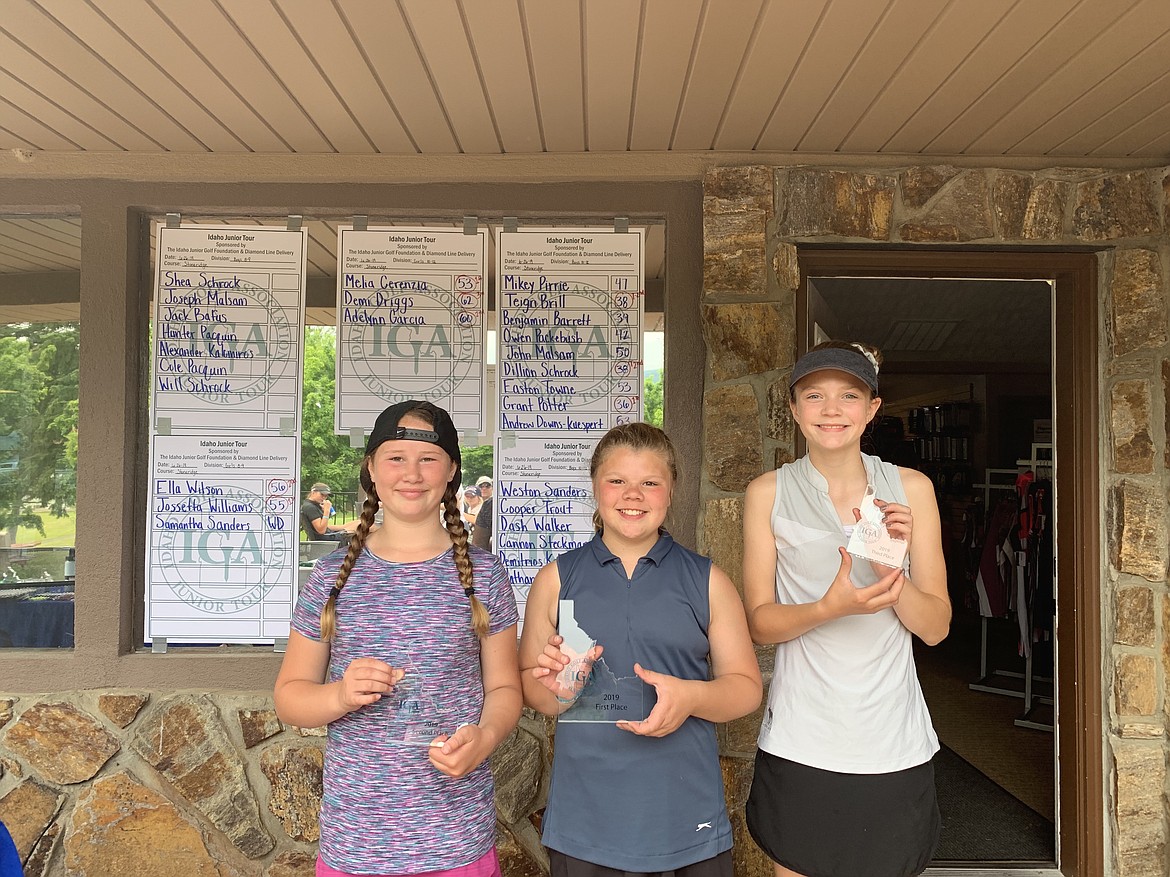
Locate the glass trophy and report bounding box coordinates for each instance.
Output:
[846,485,908,570]
[383,652,444,745]
[556,599,651,723]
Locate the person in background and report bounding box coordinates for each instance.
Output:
[471,497,493,550]
[301,482,356,543]
[472,477,494,551]
[519,422,761,877]
[275,400,521,876]
[742,340,950,877]
[462,485,483,533]
[475,475,493,503]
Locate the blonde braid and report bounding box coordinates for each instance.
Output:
[443,489,490,637]
[320,489,380,642]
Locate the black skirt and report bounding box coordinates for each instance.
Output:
[745,750,940,877]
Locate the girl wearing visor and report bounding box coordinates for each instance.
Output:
[275,400,521,877]
[743,342,950,877]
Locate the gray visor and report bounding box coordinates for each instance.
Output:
[790,347,878,394]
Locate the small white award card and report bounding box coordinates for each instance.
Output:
[846,486,908,569]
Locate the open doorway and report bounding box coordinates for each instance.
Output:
[799,248,1102,876]
[809,275,1055,864]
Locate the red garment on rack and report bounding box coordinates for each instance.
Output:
[974,495,1016,618]
[1015,470,1035,541]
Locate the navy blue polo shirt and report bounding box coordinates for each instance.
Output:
[542,532,732,871]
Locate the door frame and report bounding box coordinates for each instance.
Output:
[797,247,1102,877]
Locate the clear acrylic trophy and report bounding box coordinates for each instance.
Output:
[384,652,444,745]
[555,599,651,723]
[846,485,908,570]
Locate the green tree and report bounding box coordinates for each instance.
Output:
[643,370,663,428]
[300,327,363,503]
[459,444,494,485]
[0,322,79,540]
[24,324,79,516]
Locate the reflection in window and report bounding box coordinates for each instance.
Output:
[300,325,363,533]
[0,319,79,648]
[643,330,663,428]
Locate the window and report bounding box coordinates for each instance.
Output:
[0,215,81,649]
[139,216,669,647]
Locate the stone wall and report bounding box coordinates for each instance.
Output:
[0,692,550,876]
[700,164,1170,877]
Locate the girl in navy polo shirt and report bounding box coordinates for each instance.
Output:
[520,422,761,877]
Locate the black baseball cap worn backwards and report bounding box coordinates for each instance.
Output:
[365,400,462,488]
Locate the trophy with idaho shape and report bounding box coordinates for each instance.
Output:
[555,600,650,723]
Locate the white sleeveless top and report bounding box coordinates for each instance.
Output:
[756,454,939,773]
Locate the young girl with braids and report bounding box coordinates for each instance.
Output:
[275,400,521,877]
[743,341,950,877]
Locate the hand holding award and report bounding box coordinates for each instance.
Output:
[540,600,604,704]
[846,486,908,570]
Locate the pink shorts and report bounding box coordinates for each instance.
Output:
[317,846,500,877]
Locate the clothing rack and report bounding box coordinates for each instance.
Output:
[1013,444,1054,732]
[968,445,1054,732]
[1017,442,1053,478]
[973,468,1019,508]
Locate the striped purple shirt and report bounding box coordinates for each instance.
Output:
[292,545,518,875]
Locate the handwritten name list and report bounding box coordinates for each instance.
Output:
[152,226,306,433]
[146,434,299,643]
[491,228,643,624]
[494,437,596,629]
[496,229,644,434]
[336,226,488,436]
[147,223,307,645]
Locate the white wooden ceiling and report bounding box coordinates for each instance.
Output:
[0,217,79,273]
[810,277,1052,369]
[3,0,1168,335]
[1,0,1168,159]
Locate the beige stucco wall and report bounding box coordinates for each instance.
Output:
[0,153,1166,876]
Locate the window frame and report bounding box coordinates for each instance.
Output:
[0,178,701,690]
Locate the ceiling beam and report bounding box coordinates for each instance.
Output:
[0,271,80,304]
